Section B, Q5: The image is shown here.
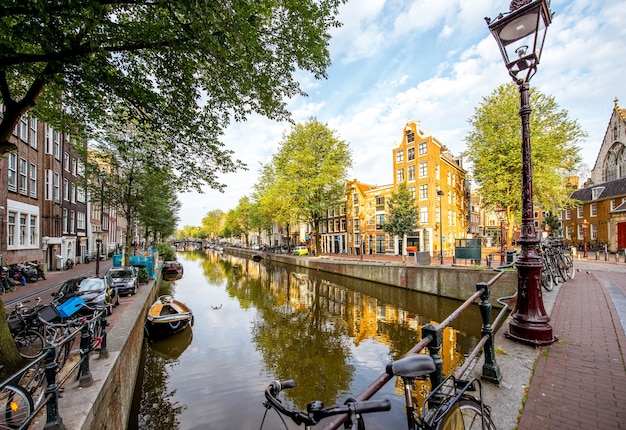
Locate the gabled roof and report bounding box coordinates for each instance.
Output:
[570,177,626,202]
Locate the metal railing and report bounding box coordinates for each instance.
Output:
[321,266,514,430]
[0,311,108,430]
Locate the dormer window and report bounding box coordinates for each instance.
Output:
[591,187,605,200]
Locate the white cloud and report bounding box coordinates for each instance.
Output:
[177,0,626,227]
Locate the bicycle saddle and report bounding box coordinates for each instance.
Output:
[386,354,436,378]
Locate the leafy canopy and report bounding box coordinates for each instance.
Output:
[463,82,586,231]
[255,118,352,254]
[0,0,345,192]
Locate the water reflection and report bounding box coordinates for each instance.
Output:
[130,251,482,429]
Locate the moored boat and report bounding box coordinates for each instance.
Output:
[146,295,193,338]
[162,260,184,281]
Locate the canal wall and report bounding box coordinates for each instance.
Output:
[227,249,517,307]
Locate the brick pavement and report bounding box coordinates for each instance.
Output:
[518,270,626,429]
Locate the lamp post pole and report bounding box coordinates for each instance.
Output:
[582,219,589,258]
[96,239,102,276]
[486,0,556,346]
[437,190,444,265]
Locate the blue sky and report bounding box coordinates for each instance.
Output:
[178,0,626,228]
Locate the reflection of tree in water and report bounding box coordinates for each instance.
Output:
[136,344,186,429]
[248,275,355,408]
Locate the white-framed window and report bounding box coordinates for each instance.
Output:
[19,158,28,194]
[45,125,53,154]
[577,206,584,218]
[396,168,404,182]
[419,161,427,178]
[590,203,597,217]
[29,164,37,198]
[29,117,37,149]
[19,214,27,245]
[29,215,37,246]
[64,152,70,171]
[420,206,428,224]
[77,211,86,230]
[20,116,28,141]
[54,173,60,202]
[396,150,404,163]
[407,147,415,161]
[54,131,60,159]
[419,184,428,200]
[63,178,69,201]
[418,142,427,156]
[590,223,598,240]
[7,212,16,246]
[408,165,415,181]
[77,186,86,203]
[8,153,17,191]
[63,208,68,233]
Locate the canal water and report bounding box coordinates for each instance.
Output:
[128,251,484,429]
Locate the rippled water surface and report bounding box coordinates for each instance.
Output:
[128,251,483,429]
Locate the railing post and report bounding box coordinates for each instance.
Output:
[422,323,443,395]
[477,282,502,384]
[99,314,109,359]
[78,320,93,388]
[43,346,65,430]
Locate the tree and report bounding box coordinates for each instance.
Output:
[464,82,586,244]
[0,1,345,190]
[383,182,419,262]
[255,118,352,255]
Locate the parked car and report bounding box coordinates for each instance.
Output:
[53,275,118,313]
[107,266,139,296]
[292,246,308,256]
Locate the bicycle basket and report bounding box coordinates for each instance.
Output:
[39,305,60,323]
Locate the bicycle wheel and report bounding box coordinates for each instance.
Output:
[564,254,575,280]
[14,329,46,359]
[435,398,496,430]
[1,384,34,429]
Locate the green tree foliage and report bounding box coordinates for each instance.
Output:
[200,210,225,240]
[383,182,419,260]
[255,118,352,255]
[464,82,586,242]
[0,0,345,191]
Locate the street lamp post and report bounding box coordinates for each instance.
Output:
[497,207,506,265]
[437,190,444,265]
[96,239,102,276]
[582,219,589,258]
[486,0,556,346]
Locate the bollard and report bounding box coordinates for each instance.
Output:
[98,314,109,359]
[477,282,502,384]
[43,346,65,430]
[422,323,443,406]
[78,320,93,387]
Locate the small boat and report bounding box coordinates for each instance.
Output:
[146,295,193,338]
[162,260,183,281]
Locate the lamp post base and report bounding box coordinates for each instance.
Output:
[505,323,558,346]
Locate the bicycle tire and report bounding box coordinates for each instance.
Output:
[434,397,496,430]
[1,384,34,429]
[14,330,46,359]
[564,254,575,280]
[541,266,554,292]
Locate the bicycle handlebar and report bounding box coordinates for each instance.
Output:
[264,380,391,426]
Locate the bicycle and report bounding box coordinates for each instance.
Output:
[262,380,391,430]
[7,300,46,359]
[263,354,496,430]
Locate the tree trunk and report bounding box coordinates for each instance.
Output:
[0,299,25,375]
